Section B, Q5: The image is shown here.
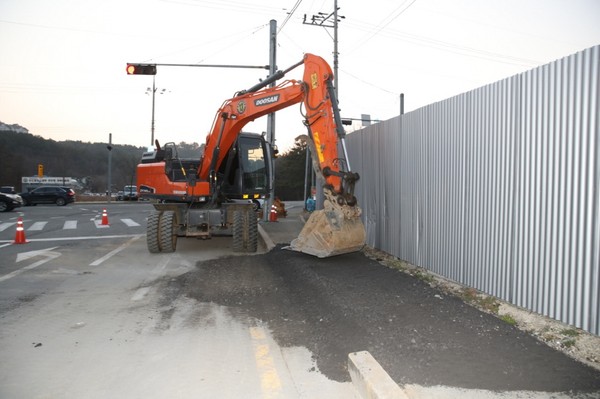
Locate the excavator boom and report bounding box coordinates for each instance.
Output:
[198,54,365,257]
[138,53,365,258]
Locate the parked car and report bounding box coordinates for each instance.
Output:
[0,186,17,194]
[123,185,138,201]
[20,186,76,206]
[0,192,23,212]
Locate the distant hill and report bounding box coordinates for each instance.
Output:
[0,122,305,200]
[0,122,198,193]
[0,121,29,134]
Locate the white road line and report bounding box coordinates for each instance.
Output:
[29,221,48,231]
[121,218,140,227]
[0,247,61,283]
[63,220,77,229]
[89,235,142,266]
[0,233,144,244]
[0,222,15,232]
[94,219,110,228]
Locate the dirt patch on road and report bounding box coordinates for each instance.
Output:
[174,246,600,392]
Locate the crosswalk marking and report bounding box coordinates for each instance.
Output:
[0,222,15,232]
[29,221,48,231]
[0,218,144,234]
[121,218,140,227]
[63,220,77,229]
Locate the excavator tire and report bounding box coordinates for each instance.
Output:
[147,211,161,253]
[233,209,258,253]
[158,210,177,253]
[147,210,177,253]
[248,211,258,252]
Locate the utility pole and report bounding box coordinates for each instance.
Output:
[304,2,344,210]
[265,19,277,222]
[400,93,405,115]
[107,133,112,203]
[303,0,344,96]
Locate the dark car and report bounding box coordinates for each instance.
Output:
[0,192,23,212]
[21,186,76,206]
[0,186,16,194]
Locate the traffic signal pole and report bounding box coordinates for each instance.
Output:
[150,75,156,146]
[126,62,271,147]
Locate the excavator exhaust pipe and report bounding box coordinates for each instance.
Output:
[289,199,366,258]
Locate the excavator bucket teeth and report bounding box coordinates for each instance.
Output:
[289,207,366,258]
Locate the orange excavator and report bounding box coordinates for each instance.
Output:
[137,53,365,258]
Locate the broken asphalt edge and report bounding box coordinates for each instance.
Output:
[257,223,408,398]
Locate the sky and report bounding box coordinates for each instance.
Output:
[1,0,599,153]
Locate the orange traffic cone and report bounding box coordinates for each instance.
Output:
[101,209,110,225]
[13,217,28,244]
[269,204,278,222]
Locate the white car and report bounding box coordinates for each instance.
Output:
[0,192,23,212]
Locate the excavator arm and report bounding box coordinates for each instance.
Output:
[200,54,360,204]
[139,53,365,258]
[200,53,365,257]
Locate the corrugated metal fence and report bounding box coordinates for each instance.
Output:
[346,45,600,335]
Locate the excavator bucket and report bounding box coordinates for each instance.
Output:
[289,201,366,258]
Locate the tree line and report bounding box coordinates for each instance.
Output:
[0,129,307,200]
[0,129,199,194]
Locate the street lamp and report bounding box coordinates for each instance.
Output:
[146,78,168,147]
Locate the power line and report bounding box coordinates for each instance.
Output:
[351,0,417,52]
[345,19,542,67]
[279,0,304,33]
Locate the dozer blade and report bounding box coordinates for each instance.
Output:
[289,204,366,258]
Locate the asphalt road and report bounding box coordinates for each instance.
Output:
[2,202,600,398]
[179,244,600,393]
[0,203,357,398]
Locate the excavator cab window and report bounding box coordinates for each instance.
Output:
[239,137,267,192]
[218,134,270,198]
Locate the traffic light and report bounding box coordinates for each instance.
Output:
[37,164,43,177]
[126,63,157,75]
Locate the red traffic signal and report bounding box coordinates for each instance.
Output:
[126,63,157,75]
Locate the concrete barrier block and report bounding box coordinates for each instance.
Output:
[348,351,409,399]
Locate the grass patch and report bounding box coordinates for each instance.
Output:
[561,328,580,337]
[561,338,577,348]
[479,296,500,314]
[411,270,435,284]
[458,288,500,314]
[460,288,478,302]
[500,314,517,326]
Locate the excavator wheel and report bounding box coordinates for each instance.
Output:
[232,209,258,253]
[147,210,177,253]
[159,211,177,253]
[147,211,160,253]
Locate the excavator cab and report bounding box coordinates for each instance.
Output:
[218,132,272,205]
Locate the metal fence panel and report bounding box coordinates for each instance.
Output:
[346,45,600,335]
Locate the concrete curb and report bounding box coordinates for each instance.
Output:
[257,224,276,252]
[348,351,409,399]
